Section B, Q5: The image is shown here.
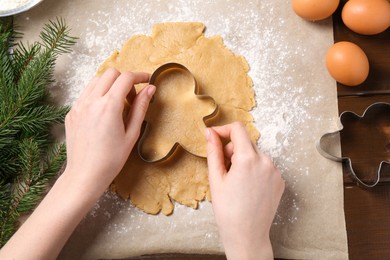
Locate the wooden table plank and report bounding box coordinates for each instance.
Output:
[127,254,226,260]
[344,185,390,259]
[333,1,390,259]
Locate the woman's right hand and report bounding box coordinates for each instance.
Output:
[205,122,285,260]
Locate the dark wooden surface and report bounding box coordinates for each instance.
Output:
[129,255,227,260]
[334,1,390,260]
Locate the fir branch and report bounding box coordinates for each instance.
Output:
[40,17,77,55]
[0,181,15,248]
[0,18,19,50]
[0,140,19,180]
[0,18,76,248]
[11,42,41,84]
[0,17,77,129]
[14,105,70,135]
[0,20,19,105]
[12,138,41,214]
[15,52,56,108]
[0,127,18,149]
[0,139,41,246]
[0,42,16,101]
[0,181,12,221]
[41,143,67,180]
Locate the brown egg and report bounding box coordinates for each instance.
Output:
[292,0,340,21]
[342,0,390,35]
[326,41,369,86]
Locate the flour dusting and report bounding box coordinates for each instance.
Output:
[43,0,334,226]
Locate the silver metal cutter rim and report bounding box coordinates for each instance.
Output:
[316,102,390,188]
[137,62,218,164]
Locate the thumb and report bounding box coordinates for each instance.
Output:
[206,127,226,185]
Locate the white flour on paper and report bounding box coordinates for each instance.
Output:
[42,0,336,225]
[51,0,326,225]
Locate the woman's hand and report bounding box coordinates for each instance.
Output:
[206,122,285,260]
[0,69,155,260]
[64,68,156,194]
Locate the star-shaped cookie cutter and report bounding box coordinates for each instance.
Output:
[137,63,218,163]
[317,102,390,188]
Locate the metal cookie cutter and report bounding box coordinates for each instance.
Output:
[317,102,390,188]
[137,62,218,163]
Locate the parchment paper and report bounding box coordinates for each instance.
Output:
[16,0,348,259]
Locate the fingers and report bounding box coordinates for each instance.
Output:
[78,70,150,103]
[91,68,121,97]
[223,142,234,159]
[77,76,100,102]
[107,71,150,101]
[125,85,156,141]
[126,84,137,106]
[205,128,226,184]
[211,122,255,155]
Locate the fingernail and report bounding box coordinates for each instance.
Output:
[147,85,156,97]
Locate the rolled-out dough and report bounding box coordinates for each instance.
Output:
[99,22,259,215]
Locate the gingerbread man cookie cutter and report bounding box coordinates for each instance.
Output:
[137,63,218,163]
[317,102,390,188]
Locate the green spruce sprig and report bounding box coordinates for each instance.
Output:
[0,17,77,247]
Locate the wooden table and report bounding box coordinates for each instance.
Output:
[334,0,390,259]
